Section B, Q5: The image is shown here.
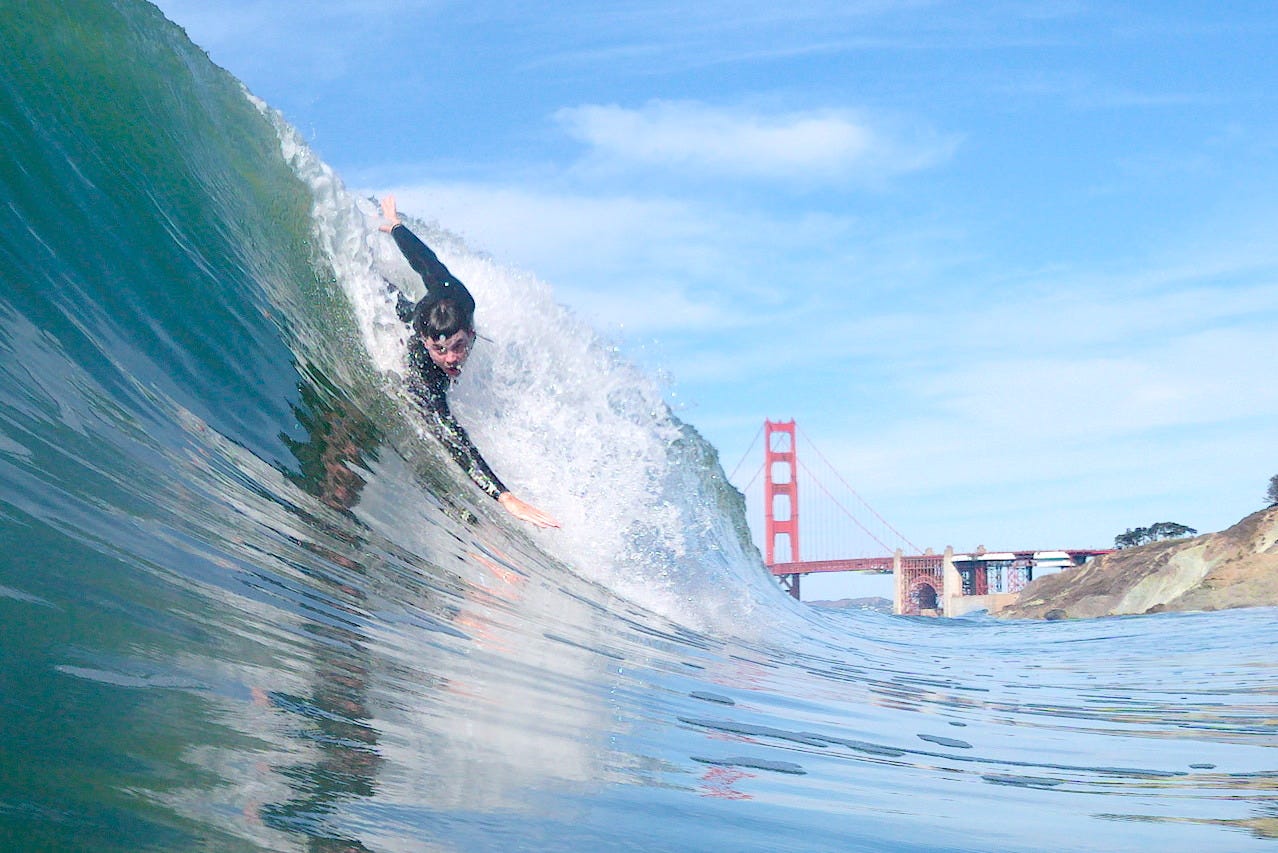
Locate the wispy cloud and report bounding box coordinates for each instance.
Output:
[555,100,958,185]
[379,181,752,334]
[781,258,1278,548]
[376,179,876,335]
[917,329,1278,439]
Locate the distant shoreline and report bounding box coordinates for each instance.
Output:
[807,596,893,614]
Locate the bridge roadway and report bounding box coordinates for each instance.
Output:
[767,549,1113,579]
[768,557,898,575]
[766,549,1113,606]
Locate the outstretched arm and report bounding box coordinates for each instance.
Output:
[378,199,417,321]
[410,378,560,528]
[378,195,473,314]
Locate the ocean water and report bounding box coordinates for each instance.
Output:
[2,3,1277,851]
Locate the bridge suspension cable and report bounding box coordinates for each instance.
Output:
[739,461,765,496]
[795,424,922,555]
[727,422,763,483]
[796,457,896,554]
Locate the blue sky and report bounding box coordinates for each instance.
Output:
[154,1,1278,599]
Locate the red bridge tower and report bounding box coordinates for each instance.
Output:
[764,420,802,597]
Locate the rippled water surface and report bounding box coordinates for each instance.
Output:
[2,3,1277,851]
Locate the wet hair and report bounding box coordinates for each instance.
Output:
[412,297,473,341]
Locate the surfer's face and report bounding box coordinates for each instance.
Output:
[423,329,474,377]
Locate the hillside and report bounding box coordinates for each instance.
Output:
[1000,507,1278,619]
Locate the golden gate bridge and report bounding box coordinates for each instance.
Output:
[729,420,1110,615]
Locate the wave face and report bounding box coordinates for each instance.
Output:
[3,3,1277,851]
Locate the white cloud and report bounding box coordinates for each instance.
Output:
[555,100,957,183]
[383,182,695,271]
[378,182,744,331]
[367,179,865,335]
[917,327,1278,440]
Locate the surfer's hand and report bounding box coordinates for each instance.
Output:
[498,492,561,528]
[378,194,401,232]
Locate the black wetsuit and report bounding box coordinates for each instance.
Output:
[386,223,507,501]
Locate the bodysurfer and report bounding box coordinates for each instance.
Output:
[378,195,559,529]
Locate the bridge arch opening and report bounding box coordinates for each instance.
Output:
[912,581,938,612]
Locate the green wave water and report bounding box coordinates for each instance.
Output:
[3,3,1278,852]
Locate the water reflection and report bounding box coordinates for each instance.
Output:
[247,378,381,850]
[246,371,628,848]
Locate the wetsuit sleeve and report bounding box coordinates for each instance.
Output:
[390,224,473,314]
[408,374,508,501]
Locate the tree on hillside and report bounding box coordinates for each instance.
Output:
[1114,522,1199,549]
[1150,521,1197,541]
[1114,529,1143,549]
[1268,474,1278,507]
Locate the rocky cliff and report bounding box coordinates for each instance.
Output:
[1000,507,1278,620]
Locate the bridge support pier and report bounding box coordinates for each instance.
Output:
[893,549,903,613]
[778,572,800,600]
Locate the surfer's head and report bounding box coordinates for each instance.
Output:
[414,298,475,378]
